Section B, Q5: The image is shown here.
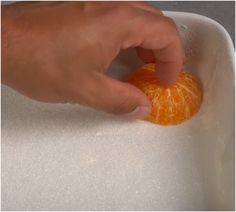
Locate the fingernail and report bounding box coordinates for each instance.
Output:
[125,106,151,119]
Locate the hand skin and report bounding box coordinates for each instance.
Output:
[2,2,185,118]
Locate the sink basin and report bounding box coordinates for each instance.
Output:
[1,11,234,210]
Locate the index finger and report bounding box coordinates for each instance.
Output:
[153,34,184,85]
[140,16,185,85]
[120,11,185,85]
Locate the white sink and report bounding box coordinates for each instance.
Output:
[2,12,234,210]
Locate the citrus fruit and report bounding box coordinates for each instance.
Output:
[128,63,203,125]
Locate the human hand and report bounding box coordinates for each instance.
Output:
[2,2,185,118]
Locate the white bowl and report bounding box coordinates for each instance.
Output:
[1,12,234,210]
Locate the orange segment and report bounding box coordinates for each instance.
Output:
[128,63,203,125]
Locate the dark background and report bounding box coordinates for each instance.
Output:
[148,1,235,44]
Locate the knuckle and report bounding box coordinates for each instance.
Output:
[109,90,132,115]
[160,16,180,41]
[164,17,176,27]
[109,92,138,115]
[114,3,136,19]
[110,99,131,115]
[165,17,178,34]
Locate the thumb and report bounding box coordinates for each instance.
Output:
[87,73,151,118]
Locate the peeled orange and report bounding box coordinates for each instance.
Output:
[128,63,203,125]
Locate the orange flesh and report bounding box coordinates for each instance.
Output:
[128,63,203,125]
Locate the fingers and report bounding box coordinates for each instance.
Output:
[136,47,155,63]
[153,37,184,85]
[135,45,182,85]
[120,9,185,85]
[74,73,151,118]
